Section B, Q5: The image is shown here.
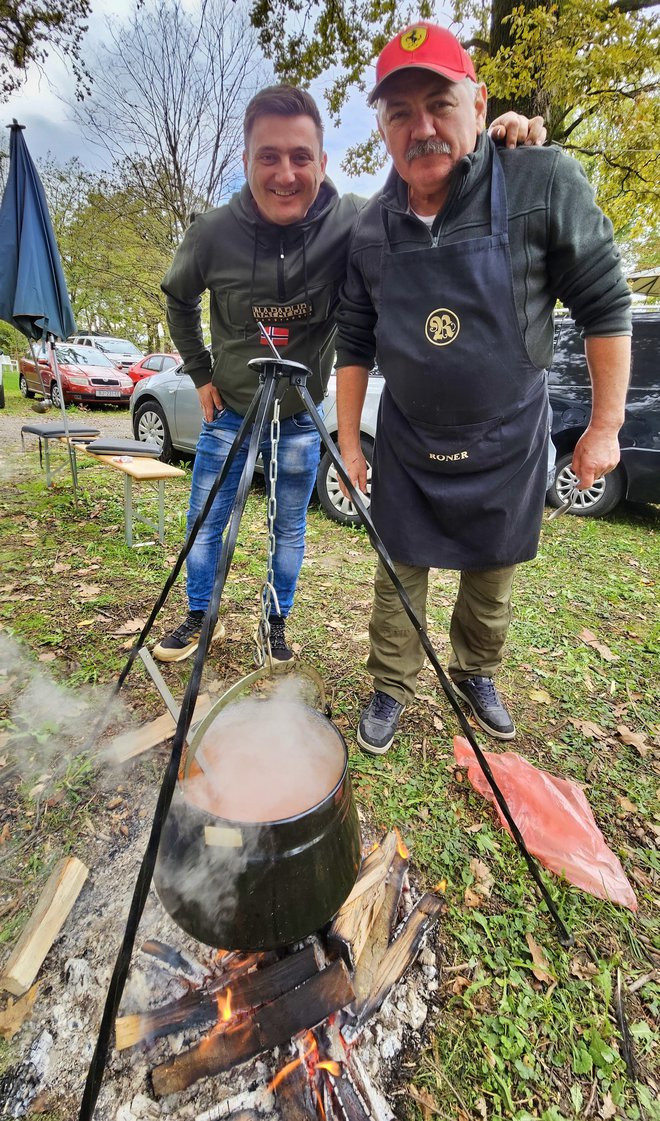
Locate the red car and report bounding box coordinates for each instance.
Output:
[18,343,134,407]
[126,352,181,386]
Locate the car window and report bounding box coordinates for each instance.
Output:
[630,319,659,389]
[143,356,161,371]
[162,356,178,370]
[548,320,589,388]
[100,338,141,355]
[57,345,116,367]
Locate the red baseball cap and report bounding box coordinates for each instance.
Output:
[368,22,476,104]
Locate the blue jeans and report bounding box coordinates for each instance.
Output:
[185,406,321,617]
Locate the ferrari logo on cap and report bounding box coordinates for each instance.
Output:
[400,26,429,52]
[425,308,460,346]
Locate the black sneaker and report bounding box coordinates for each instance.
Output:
[451,675,516,740]
[357,690,405,755]
[265,614,293,662]
[153,611,225,663]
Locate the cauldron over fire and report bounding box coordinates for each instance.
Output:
[154,667,361,950]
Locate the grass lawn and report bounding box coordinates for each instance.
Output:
[0,373,658,1120]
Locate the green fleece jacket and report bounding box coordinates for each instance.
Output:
[334,134,631,371]
[162,179,363,419]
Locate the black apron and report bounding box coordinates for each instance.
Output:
[372,142,549,570]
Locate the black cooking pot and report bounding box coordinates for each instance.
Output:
[154,666,361,950]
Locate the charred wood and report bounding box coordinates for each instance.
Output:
[151,960,355,1097]
[117,944,320,1051]
[273,1047,318,1120]
[140,939,205,980]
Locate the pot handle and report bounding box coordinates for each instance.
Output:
[182,660,329,780]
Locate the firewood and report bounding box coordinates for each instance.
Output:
[345,1050,396,1121]
[328,832,399,969]
[110,694,212,762]
[350,850,409,1009]
[326,1066,373,1121]
[273,1046,318,1120]
[140,939,206,980]
[0,857,88,997]
[151,959,355,1098]
[116,944,321,1050]
[353,892,443,1025]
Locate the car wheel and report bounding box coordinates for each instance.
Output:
[134,400,173,462]
[50,381,65,409]
[19,374,35,399]
[547,452,625,517]
[316,436,373,526]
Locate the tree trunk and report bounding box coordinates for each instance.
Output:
[487,0,552,124]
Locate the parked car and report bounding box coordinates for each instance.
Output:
[19,343,134,407]
[130,364,382,524]
[126,352,181,386]
[131,310,660,522]
[68,333,144,371]
[547,308,660,516]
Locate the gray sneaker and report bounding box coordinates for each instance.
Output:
[357,690,405,755]
[451,675,515,740]
[153,611,225,663]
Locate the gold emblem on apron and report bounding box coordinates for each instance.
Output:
[400,26,429,51]
[425,308,460,346]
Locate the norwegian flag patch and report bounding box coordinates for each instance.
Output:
[260,325,290,347]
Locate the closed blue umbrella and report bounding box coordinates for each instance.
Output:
[0,121,76,341]
[0,120,78,489]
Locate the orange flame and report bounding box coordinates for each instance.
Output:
[268,1055,303,1091]
[314,1085,326,1120]
[216,988,232,1022]
[394,828,409,859]
[317,1060,341,1076]
[434,878,447,893]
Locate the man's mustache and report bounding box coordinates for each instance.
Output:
[406,139,452,162]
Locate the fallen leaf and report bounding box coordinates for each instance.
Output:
[617,796,637,814]
[451,975,471,995]
[599,1091,617,1119]
[469,858,494,899]
[409,1085,445,1115]
[579,628,618,662]
[616,725,650,758]
[111,618,147,636]
[525,933,555,984]
[463,887,482,908]
[37,652,56,663]
[0,823,10,845]
[76,584,102,598]
[432,715,445,732]
[529,688,552,704]
[76,620,95,628]
[570,957,598,980]
[570,718,608,740]
[52,563,71,574]
[0,983,40,1040]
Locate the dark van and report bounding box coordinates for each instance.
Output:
[547,309,660,516]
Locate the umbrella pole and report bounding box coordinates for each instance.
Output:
[47,334,78,505]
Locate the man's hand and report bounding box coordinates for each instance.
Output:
[197,382,223,423]
[338,446,369,501]
[489,113,546,148]
[571,428,621,491]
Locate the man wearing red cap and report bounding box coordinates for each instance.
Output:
[335,23,631,753]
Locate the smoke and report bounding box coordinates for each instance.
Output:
[0,632,129,794]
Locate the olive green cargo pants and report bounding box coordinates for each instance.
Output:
[367,559,517,706]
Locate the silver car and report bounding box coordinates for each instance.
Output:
[130,364,383,525]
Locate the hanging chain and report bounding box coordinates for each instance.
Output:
[254,398,282,666]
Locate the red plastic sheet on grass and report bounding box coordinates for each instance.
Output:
[453,736,637,911]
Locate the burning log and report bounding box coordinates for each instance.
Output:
[272,1044,319,1120]
[117,944,321,1051]
[352,892,443,1027]
[326,1065,374,1121]
[328,832,399,970]
[151,959,355,1098]
[193,1085,274,1120]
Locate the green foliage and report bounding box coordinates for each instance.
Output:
[0,0,92,99]
[249,0,660,267]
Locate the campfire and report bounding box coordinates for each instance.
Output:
[116,829,443,1119]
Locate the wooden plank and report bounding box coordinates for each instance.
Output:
[84,449,185,479]
[111,693,213,762]
[0,857,88,997]
[116,944,321,1050]
[351,851,408,1009]
[151,960,355,1098]
[328,832,399,970]
[353,893,443,1025]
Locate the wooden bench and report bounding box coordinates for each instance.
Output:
[21,422,101,486]
[83,448,185,547]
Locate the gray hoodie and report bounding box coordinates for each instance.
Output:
[162,179,363,419]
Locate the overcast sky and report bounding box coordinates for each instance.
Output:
[1,1,388,200]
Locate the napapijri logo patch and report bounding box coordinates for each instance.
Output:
[252,302,312,323]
